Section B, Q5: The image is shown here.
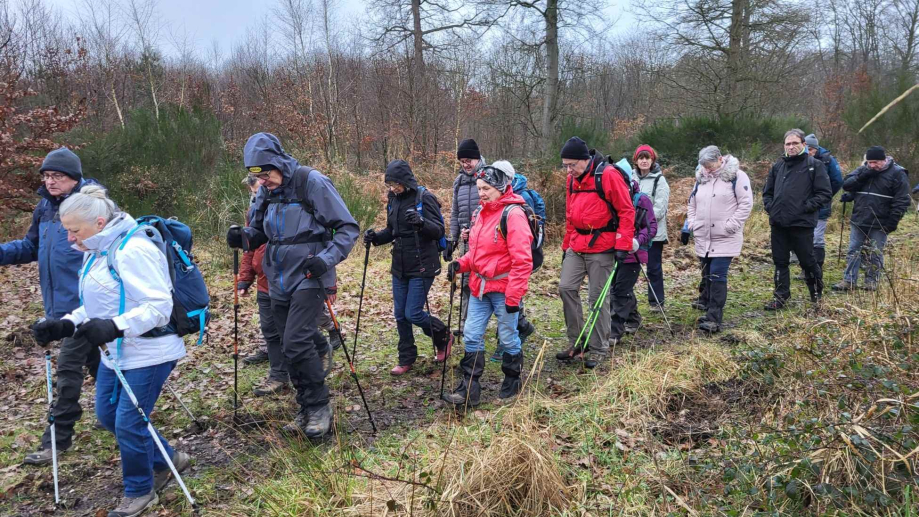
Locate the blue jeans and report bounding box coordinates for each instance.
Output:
[843,225,888,285]
[463,292,521,355]
[392,276,436,366]
[96,361,176,497]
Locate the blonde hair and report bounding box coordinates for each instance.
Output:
[59,185,117,223]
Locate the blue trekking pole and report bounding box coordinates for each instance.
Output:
[44,349,59,504]
[98,345,196,507]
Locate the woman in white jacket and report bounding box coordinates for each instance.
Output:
[31,186,190,517]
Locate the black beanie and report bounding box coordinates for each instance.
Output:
[865,146,886,161]
[40,147,83,181]
[456,139,481,160]
[560,137,590,160]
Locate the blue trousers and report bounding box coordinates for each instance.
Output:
[463,292,521,355]
[96,361,176,497]
[392,275,439,366]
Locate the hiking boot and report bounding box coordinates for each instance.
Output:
[243,350,269,365]
[624,321,640,335]
[253,379,288,397]
[328,330,343,351]
[281,409,309,436]
[498,353,523,399]
[584,352,607,369]
[860,282,878,292]
[555,346,584,361]
[390,364,412,376]
[518,320,535,345]
[23,447,63,466]
[489,348,503,362]
[833,281,856,291]
[108,491,158,517]
[698,320,721,333]
[319,346,334,376]
[442,351,484,408]
[153,452,191,492]
[691,298,707,311]
[764,298,786,311]
[304,404,333,439]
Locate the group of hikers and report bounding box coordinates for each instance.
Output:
[2,128,914,517]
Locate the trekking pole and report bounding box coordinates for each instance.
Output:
[638,262,674,336]
[440,273,458,398]
[457,225,469,332]
[98,345,196,507]
[44,349,59,504]
[165,382,201,428]
[351,242,371,360]
[231,238,240,422]
[316,277,377,433]
[837,202,847,264]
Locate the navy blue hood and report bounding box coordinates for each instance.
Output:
[243,133,301,184]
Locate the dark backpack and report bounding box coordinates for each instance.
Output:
[103,216,211,358]
[498,204,544,271]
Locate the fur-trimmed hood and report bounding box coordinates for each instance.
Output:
[696,155,740,184]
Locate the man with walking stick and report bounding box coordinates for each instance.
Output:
[227,132,358,439]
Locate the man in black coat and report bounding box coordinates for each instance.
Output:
[832,146,911,291]
[762,129,832,309]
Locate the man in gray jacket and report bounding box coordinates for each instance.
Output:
[446,138,487,323]
[227,133,359,438]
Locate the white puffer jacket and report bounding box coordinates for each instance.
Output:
[64,213,186,370]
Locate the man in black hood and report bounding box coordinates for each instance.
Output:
[762,129,832,309]
[365,160,452,375]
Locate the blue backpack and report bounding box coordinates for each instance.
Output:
[104,216,211,356]
[391,186,448,252]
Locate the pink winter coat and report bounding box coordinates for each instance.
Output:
[686,155,753,258]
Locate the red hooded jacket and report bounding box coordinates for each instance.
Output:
[456,188,533,307]
[562,154,636,253]
[239,210,269,293]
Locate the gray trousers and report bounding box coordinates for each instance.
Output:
[559,250,615,357]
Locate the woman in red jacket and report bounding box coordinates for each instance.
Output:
[444,165,533,408]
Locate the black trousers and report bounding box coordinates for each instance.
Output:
[271,288,331,411]
[646,241,666,305]
[41,335,101,450]
[609,262,641,340]
[771,225,822,300]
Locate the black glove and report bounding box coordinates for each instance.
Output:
[237,280,252,292]
[363,229,376,246]
[405,210,423,229]
[561,248,568,265]
[447,261,461,279]
[881,219,898,233]
[226,226,243,249]
[680,230,690,246]
[840,192,854,203]
[74,318,123,346]
[303,256,329,279]
[442,240,454,262]
[505,304,520,314]
[615,250,629,262]
[31,318,75,345]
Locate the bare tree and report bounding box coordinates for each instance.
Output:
[78,0,127,128]
[124,0,162,119]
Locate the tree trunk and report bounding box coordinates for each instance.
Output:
[726,0,746,115]
[541,0,559,154]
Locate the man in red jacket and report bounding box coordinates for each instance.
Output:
[556,137,635,369]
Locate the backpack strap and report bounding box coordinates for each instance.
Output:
[651,174,661,198]
[415,186,426,218]
[689,181,700,200]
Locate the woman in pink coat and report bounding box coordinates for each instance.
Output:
[685,146,753,332]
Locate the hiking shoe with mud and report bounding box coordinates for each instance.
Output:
[281,409,309,436]
[153,451,191,492]
[23,447,64,466]
[243,350,269,365]
[860,282,878,292]
[304,404,333,439]
[764,299,786,311]
[108,491,158,517]
[832,281,856,292]
[698,320,721,333]
[555,346,583,361]
[253,379,288,397]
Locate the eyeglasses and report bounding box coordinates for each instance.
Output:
[42,172,69,182]
[561,162,579,170]
[247,166,274,181]
[248,172,271,181]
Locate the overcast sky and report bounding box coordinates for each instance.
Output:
[43,0,633,59]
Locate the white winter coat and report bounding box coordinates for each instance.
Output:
[64,213,186,370]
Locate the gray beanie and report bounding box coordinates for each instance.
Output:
[40,147,83,181]
[804,134,819,149]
